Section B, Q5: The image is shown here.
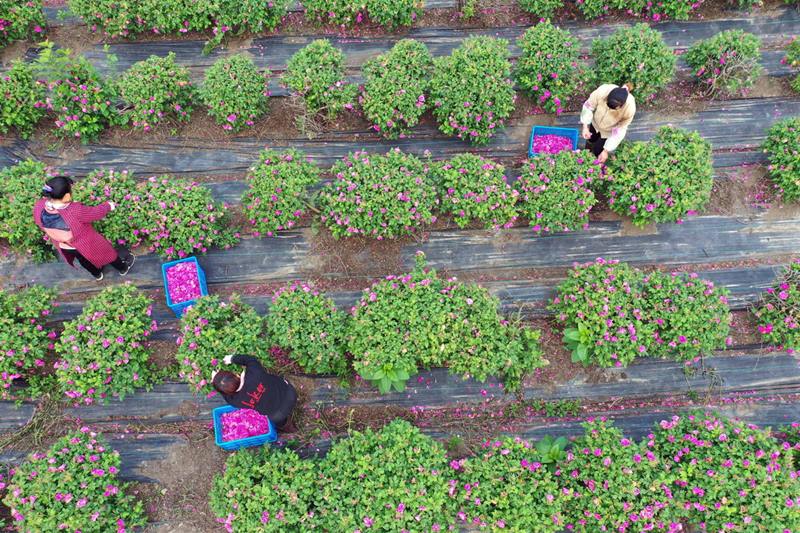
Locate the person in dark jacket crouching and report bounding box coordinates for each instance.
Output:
[211,354,297,431]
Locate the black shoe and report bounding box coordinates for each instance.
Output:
[94,272,104,282]
[119,253,136,276]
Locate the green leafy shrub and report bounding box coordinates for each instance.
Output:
[318,148,438,239]
[0,285,56,399]
[518,0,563,18]
[0,60,46,138]
[266,281,349,376]
[735,0,763,8]
[67,0,288,50]
[71,169,140,247]
[0,0,45,47]
[0,159,53,262]
[433,153,518,229]
[643,270,731,362]
[515,21,582,116]
[243,149,319,237]
[591,24,676,98]
[210,446,317,531]
[176,295,269,395]
[361,39,433,139]
[201,54,269,132]
[117,52,194,131]
[763,117,800,202]
[451,436,565,531]
[557,419,673,531]
[313,419,455,531]
[516,149,599,234]
[577,0,700,20]
[130,175,239,259]
[686,30,763,97]
[754,261,800,353]
[36,45,119,142]
[303,0,422,28]
[605,126,713,226]
[2,428,145,531]
[550,259,652,368]
[652,412,800,532]
[55,284,158,405]
[348,253,544,393]
[786,37,800,69]
[430,36,516,145]
[283,39,357,119]
[551,259,731,368]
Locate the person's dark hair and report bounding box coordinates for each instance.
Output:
[213,370,240,395]
[607,86,629,110]
[42,176,74,200]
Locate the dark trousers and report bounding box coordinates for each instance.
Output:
[586,124,607,156]
[271,381,298,430]
[62,247,131,277]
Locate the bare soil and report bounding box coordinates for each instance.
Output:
[134,432,227,533]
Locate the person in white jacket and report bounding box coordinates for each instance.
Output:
[579,82,636,163]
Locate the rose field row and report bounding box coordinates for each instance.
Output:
[3,10,798,143]
[1,413,798,532]
[3,254,800,403]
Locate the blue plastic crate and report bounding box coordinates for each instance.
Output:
[161,256,208,318]
[528,126,580,158]
[213,405,277,451]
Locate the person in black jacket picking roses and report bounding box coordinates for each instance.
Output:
[211,354,297,431]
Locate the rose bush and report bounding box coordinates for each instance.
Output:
[652,412,800,532]
[557,419,676,532]
[67,0,288,51]
[201,54,270,132]
[176,295,269,395]
[0,159,54,262]
[516,149,599,234]
[430,36,516,145]
[265,282,349,377]
[605,126,713,226]
[35,45,120,142]
[0,0,45,47]
[643,270,731,363]
[550,259,651,368]
[348,253,544,393]
[55,284,158,406]
[763,117,800,202]
[550,259,730,367]
[591,24,676,99]
[432,153,518,229]
[785,38,800,93]
[243,149,319,237]
[2,428,145,532]
[0,285,56,399]
[313,419,456,531]
[117,52,194,131]
[686,30,763,97]
[209,446,317,532]
[361,39,433,139]
[577,0,701,20]
[317,148,437,239]
[754,261,800,353]
[129,175,239,259]
[518,0,563,18]
[283,39,357,119]
[451,436,566,531]
[302,0,422,28]
[71,169,140,247]
[0,60,46,139]
[514,21,585,115]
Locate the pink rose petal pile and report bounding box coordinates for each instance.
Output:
[533,134,574,154]
[220,408,271,442]
[166,261,202,304]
